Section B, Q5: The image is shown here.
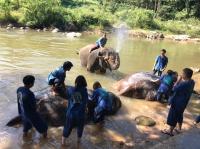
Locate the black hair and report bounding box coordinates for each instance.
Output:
[93,81,102,90]
[167,70,174,76]
[183,68,193,79]
[63,61,73,70]
[75,75,87,88]
[161,49,166,53]
[23,75,35,86]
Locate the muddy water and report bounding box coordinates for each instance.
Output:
[0,28,200,149]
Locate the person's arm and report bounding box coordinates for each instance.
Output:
[153,56,159,70]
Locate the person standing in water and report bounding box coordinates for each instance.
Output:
[162,68,195,136]
[62,75,88,145]
[153,49,168,76]
[17,75,48,138]
[48,61,73,98]
[90,33,107,53]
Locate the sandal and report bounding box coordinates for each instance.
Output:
[161,129,174,136]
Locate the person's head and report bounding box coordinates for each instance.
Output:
[63,61,73,71]
[166,70,174,76]
[161,49,166,56]
[93,81,102,90]
[23,75,35,88]
[75,75,87,88]
[182,68,193,80]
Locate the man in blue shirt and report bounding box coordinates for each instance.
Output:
[162,68,195,136]
[17,75,48,138]
[48,61,73,85]
[48,61,73,97]
[90,33,107,53]
[153,49,168,76]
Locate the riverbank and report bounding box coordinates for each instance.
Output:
[1,24,200,44]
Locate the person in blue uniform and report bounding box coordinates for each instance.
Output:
[90,33,107,53]
[153,49,168,76]
[62,75,88,145]
[156,70,175,102]
[17,75,48,138]
[90,81,112,123]
[48,61,73,98]
[162,68,195,136]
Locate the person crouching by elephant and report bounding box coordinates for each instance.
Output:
[90,33,107,53]
[17,75,48,138]
[89,81,112,123]
[62,75,88,145]
[153,49,168,76]
[162,68,195,136]
[152,70,177,102]
[48,61,73,98]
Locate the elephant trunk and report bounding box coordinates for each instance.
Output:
[107,53,120,70]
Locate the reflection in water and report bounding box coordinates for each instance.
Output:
[0,29,200,148]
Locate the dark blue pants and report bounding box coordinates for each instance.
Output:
[153,69,162,76]
[63,111,85,138]
[22,113,48,133]
[167,106,184,127]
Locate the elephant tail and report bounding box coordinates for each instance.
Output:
[6,115,22,127]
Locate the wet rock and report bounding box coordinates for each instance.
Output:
[135,115,156,126]
[52,28,59,33]
[173,35,190,41]
[36,29,41,32]
[66,32,82,38]
[12,27,16,29]
[43,28,48,32]
[7,24,13,27]
[20,27,25,30]
[147,31,164,40]
[6,27,11,30]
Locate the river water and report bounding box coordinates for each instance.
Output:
[0,28,200,149]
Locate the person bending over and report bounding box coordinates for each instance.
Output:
[17,75,48,138]
[153,49,168,76]
[62,75,88,145]
[162,68,195,136]
[90,81,112,123]
[48,61,73,98]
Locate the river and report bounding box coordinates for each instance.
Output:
[0,28,200,149]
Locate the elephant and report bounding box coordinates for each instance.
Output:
[79,44,120,73]
[6,86,121,127]
[113,72,160,100]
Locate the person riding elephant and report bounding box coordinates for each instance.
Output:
[79,45,120,73]
[90,33,107,53]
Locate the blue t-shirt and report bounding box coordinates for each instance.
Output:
[48,66,66,84]
[91,88,111,110]
[154,55,168,70]
[169,80,195,109]
[96,37,107,47]
[66,87,88,116]
[158,74,173,93]
[17,87,37,117]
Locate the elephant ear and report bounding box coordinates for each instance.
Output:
[86,50,99,71]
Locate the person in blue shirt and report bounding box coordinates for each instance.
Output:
[153,49,168,76]
[90,33,107,53]
[17,75,48,138]
[153,70,176,102]
[90,81,112,123]
[62,75,88,145]
[48,61,73,98]
[162,68,195,136]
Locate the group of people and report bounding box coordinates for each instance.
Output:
[16,34,200,146]
[152,49,199,136]
[17,59,112,145]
